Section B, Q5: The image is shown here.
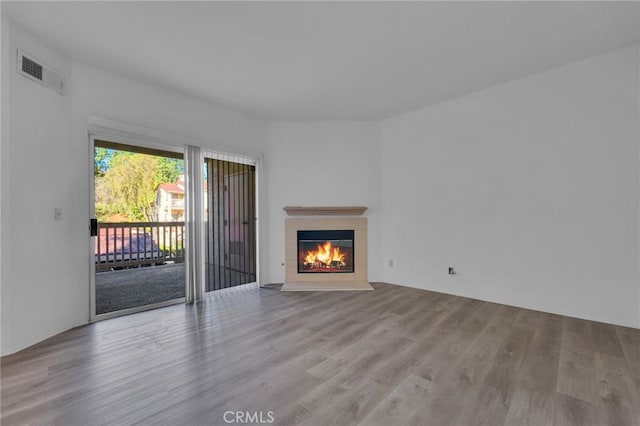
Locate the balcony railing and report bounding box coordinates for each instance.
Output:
[95,221,185,272]
[171,198,185,209]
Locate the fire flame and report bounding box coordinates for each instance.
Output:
[304,242,346,268]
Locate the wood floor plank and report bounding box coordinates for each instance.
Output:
[408,298,486,383]
[589,321,626,358]
[455,325,535,426]
[357,374,435,426]
[557,326,599,404]
[2,282,639,426]
[616,326,640,380]
[503,314,562,426]
[592,353,639,426]
[554,392,600,426]
[296,374,391,426]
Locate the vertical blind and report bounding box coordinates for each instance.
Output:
[184,145,205,302]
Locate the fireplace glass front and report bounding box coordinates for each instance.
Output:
[297,230,354,273]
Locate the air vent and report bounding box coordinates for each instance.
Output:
[17,50,64,95]
[21,55,43,80]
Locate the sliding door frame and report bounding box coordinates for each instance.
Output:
[88,132,187,321]
[87,116,264,322]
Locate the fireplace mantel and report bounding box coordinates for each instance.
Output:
[283,206,367,216]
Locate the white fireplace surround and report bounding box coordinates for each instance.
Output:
[282,207,373,291]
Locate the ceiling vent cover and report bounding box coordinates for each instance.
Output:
[17,50,64,95]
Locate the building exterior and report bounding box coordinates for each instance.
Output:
[155,175,207,222]
[156,179,186,222]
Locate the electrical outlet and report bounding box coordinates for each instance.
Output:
[448,267,455,275]
[54,208,62,221]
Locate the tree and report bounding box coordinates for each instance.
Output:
[96,152,183,222]
[155,157,183,187]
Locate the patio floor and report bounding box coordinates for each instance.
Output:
[95,263,256,315]
[96,263,185,314]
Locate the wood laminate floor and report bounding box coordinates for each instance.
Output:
[1,283,639,426]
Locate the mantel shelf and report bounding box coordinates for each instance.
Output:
[283,206,368,216]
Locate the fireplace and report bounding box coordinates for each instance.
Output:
[282,209,372,291]
[297,230,354,273]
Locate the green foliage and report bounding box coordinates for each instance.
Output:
[95,151,184,222]
[155,157,183,187]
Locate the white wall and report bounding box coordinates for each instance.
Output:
[266,122,382,283]
[0,13,7,356]
[1,19,74,355]
[380,44,640,328]
[1,21,268,355]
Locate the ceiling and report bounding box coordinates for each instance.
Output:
[3,1,639,121]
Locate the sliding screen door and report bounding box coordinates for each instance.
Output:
[205,157,256,291]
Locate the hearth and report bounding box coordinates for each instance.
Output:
[297,230,354,273]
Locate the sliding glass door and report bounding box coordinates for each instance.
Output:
[91,139,186,318]
[90,135,259,320]
[204,157,257,291]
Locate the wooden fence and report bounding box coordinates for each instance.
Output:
[95,222,185,272]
